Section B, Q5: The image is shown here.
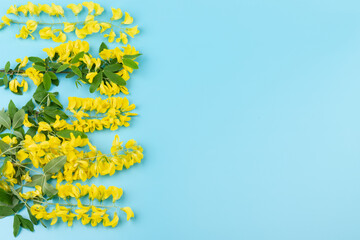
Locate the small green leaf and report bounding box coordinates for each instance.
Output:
[104,63,122,73]
[5,62,10,73]
[12,203,24,213]
[0,140,15,155]
[56,129,87,139]
[43,72,51,91]
[13,215,21,237]
[104,70,126,86]
[18,215,34,232]
[8,100,17,119]
[70,52,84,64]
[0,188,12,205]
[24,175,45,187]
[99,42,108,53]
[89,72,102,93]
[12,109,25,129]
[47,71,57,79]
[28,57,44,63]
[49,94,63,108]
[71,66,82,77]
[0,206,15,217]
[122,58,139,69]
[43,156,67,174]
[27,208,38,225]
[56,64,70,73]
[33,64,46,72]
[0,111,11,129]
[43,183,57,197]
[123,53,142,59]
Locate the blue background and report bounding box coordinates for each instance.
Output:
[0,0,360,239]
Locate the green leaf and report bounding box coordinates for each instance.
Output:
[70,51,84,64]
[66,72,76,78]
[12,131,23,140]
[99,42,108,53]
[0,206,15,217]
[89,72,103,93]
[24,175,45,187]
[43,183,57,197]
[27,208,38,225]
[28,57,44,63]
[71,66,82,77]
[104,70,126,86]
[12,203,24,213]
[13,215,21,237]
[56,129,87,139]
[3,75,8,87]
[104,63,122,73]
[22,99,35,112]
[123,53,142,59]
[0,140,15,155]
[5,61,10,73]
[12,109,25,129]
[122,58,139,69]
[47,71,57,79]
[56,64,70,73]
[49,94,63,108]
[33,64,46,72]
[0,188,12,205]
[43,72,51,91]
[43,155,67,174]
[0,111,11,129]
[8,100,17,119]
[18,215,34,232]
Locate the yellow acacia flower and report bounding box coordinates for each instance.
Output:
[82,2,95,14]
[17,5,29,16]
[122,12,133,25]
[75,28,88,39]
[116,32,128,44]
[21,171,32,182]
[63,22,76,33]
[86,72,97,83]
[43,47,56,59]
[121,207,134,221]
[23,114,33,127]
[104,29,116,43]
[20,186,42,199]
[16,56,29,69]
[16,26,31,39]
[39,27,54,39]
[1,16,11,26]
[94,3,104,16]
[38,122,52,132]
[67,3,83,16]
[26,20,37,32]
[27,2,41,16]
[25,67,43,85]
[9,79,28,93]
[50,3,64,17]
[52,30,66,43]
[125,25,139,38]
[7,5,18,16]
[3,161,15,179]
[99,22,111,33]
[103,212,119,227]
[111,8,123,21]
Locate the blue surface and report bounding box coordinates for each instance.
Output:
[0,0,360,239]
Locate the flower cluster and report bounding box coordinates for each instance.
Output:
[0,2,140,43]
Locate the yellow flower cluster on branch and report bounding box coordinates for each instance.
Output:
[0,2,140,43]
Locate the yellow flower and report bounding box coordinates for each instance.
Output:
[121,207,134,221]
[116,32,128,44]
[84,21,100,33]
[1,16,11,26]
[86,72,97,83]
[122,12,133,24]
[7,5,18,16]
[27,2,41,16]
[50,3,64,17]
[9,79,20,93]
[43,47,56,59]
[39,27,54,39]
[39,4,51,15]
[111,8,123,21]
[63,22,76,33]
[111,135,123,154]
[99,22,112,33]
[67,4,83,16]
[52,30,66,43]
[16,56,28,69]
[104,29,116,43]
[125,25,139,38]
[15,26,31,39]
[99,49,113,60]
[109,186,123,202]
[21,172,32,182]
[17,5,29,16]
[75,28,88,39]
[94,3,104,16]
[103,212,119,227]
[26,20,37,32]
[25,67,43,85]
[16,149,28,162]
[23,114,33,127]
[3,161,15,179]
[38,122,52,132]
[82,2,95,14]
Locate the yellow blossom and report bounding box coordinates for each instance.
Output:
[104,29,116,43]
[1,16,11,26]
[9,79,27,93]
[52,30,66,43]
[7,5,18,16]
[67,3,83,16]
[26,20,37,32]
[103,212,119,227]
[116,32,128,44]
[94,3,104,16]
[99,22,112,33]
[25,67,43,85]
[39,27,54,39]
[82,2,95,14]
[122,12,133,24]
[16,26,31,39]
[38,122,52,132]
[17,5,29,16]
[121,207,134,221]
[125,25,139,38]
[43,47,56,59]
[111,8,123,21]
[86,72,97,83]
[16,56,29,69]
[63,22,76,33]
